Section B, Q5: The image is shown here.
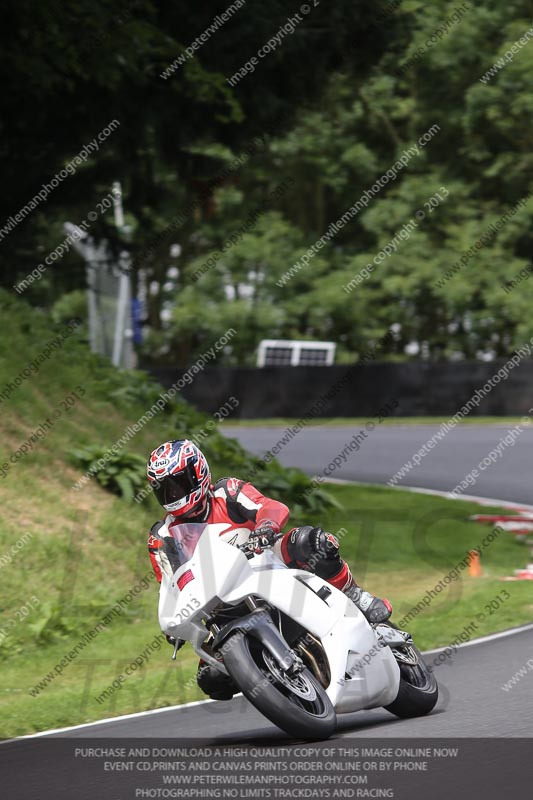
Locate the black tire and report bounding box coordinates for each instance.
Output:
[384,640,438,718]
[223,632,336,740]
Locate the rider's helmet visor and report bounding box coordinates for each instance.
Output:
[152,463,199,506]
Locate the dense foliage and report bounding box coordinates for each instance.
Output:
[1,0,532,363]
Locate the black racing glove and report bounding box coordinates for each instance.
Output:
[248,521,279,553]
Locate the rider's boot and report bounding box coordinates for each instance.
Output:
[333,564,392,623]
[279,526,392,624]
[197,659,236,701]
[344,582,392,623]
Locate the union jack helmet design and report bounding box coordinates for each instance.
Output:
[147,439,211,518]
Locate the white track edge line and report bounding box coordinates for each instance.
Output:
[423,622,533,655]
[390,485,533,511]
[322,477,533,511]
[13,622,533,741]
[5,698,216,741]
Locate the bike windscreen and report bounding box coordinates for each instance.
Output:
[160,523,209,572]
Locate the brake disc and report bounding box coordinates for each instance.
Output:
[391,644,419,666]
[262,651,318,700]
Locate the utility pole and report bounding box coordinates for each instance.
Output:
[65,182,134,368]
[111,181,133,368]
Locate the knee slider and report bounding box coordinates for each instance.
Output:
[286,525,341,572]
[286,525,316,564]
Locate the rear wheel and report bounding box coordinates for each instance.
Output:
[384,635,438,718]
[223,632,336,740]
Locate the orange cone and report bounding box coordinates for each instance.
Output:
[468,549,483,577]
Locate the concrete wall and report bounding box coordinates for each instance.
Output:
[144,361,533,418]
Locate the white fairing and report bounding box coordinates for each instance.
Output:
[158,524,400,714]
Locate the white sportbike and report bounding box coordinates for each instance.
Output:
[158,522,438,739]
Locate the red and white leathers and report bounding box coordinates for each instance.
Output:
[148,475,391,700]
[147,476,355,593]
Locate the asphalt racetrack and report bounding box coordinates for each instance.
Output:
[222,422,533,505]
[36,624,533,739]
[3,626,532,800]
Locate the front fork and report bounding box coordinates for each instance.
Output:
[210,599,303,676]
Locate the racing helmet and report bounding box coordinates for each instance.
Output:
[147,439,211,519]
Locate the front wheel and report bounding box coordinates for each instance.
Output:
[384,637,438,718]
[223,632,336,740]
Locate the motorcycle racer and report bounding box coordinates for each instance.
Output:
[146,439,391,700]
